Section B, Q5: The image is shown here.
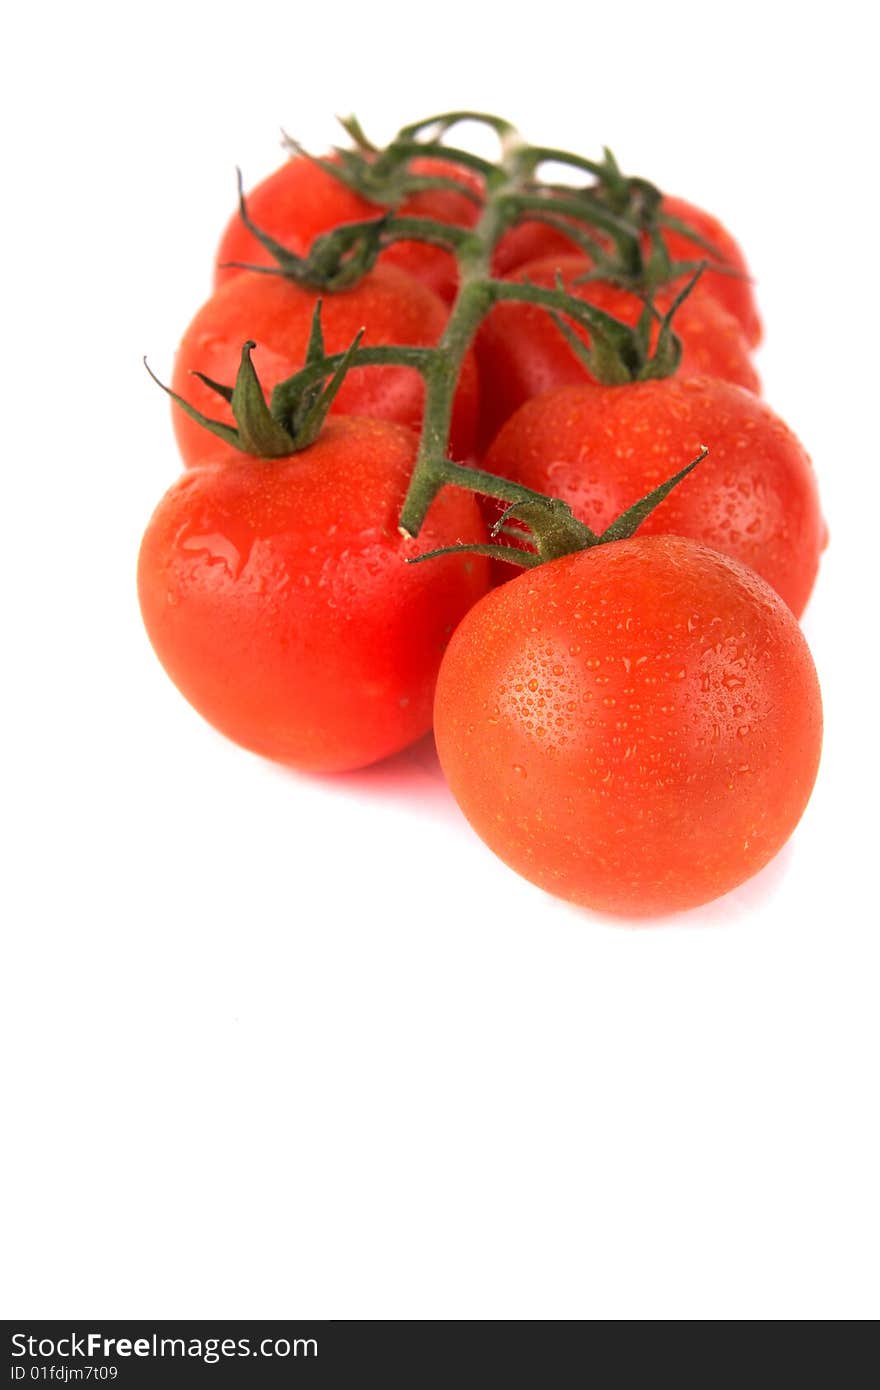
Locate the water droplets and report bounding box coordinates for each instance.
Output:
[181,530,244,579]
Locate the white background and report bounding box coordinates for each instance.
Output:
[4,0,878,1320]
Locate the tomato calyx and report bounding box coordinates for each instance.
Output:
[490,266,706,386]
[218,169,390,291]
[187,112,752,542]
[214,112,714,525]
[146,304,375,458]
[409,448,708,570]
[282,119,491,208]
[222,168,483,291]
[511,144,748,290]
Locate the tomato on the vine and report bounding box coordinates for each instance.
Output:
[138,417,490,773]
[215,154,482,303]
[434,535,822,916]
[659,195,761,348]
[493,193,761,347]
[476,255,758,448]
[171,264,480,465]
[484,378,825,617]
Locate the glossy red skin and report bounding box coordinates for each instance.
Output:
[476,255,759,449]
[171,264,480,465]
[215,155,482,303]
[661,196,761,348]
[138,418,490,773]
[434,536,822,916]
[485,379,825,617]
[493,193,761,346]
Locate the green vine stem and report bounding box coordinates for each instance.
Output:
[387,119,671,537]
[408,448,709,569]
[210,113,724,541]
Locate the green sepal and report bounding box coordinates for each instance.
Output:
[146,341,296,459]
[636,268,704,381]
[230,168,313,278]
[143,357,244,451]
[412,492,586,571]
[282,318,366,449]
[406,450,709,570]
[641,223,676,286]
[597,448,708,543]
[190,370,234,405]
[229,342,299,456]
[305,216,388,288]
[228,168,388,290]
[145,304,376,460]
[336,113,379,154]
[546,265,709,384]
[654,210,729,262]
[305,297,325,362]
[549,310,633,386]
[283,126,485,209]
[407,541,542,569]
[492,497,597,561]
[616,172,663,221]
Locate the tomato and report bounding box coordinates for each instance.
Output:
[215,154,482,303]
[484,378,825,617]
[475,255,759,448]
[660,196,761,349]
[171,264,480,466]
[492,217,576,277]
[138,417,490,773]
[434,535,822,916]
[493,193,761,346]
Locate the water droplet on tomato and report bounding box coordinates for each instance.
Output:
[180,530,244,579]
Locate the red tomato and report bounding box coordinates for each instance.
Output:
[485,379,825,617]
[434,535,822,916]
[475,255,759,449]
[138,417,490,773]
[661,196,761,349]
[492,218,579,276]
[215,155,482,303]
[493,194,761,346]
[171,264,480,465]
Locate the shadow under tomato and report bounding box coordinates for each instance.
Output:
[258,728,800,924]
[262,731,458,821]
[331,732,450,798]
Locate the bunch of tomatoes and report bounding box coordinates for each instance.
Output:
[139,112,825,917]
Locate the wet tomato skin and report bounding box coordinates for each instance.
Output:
[484,378,825,617]
[215,154,482,303]
[433,535,822,917]
[475,255,758,448]
[661,195,761,348]
[138,417,490,773]
[171,264,480,466]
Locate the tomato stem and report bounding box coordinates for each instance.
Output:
[395,127,684,537]
[205,114,715,533]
